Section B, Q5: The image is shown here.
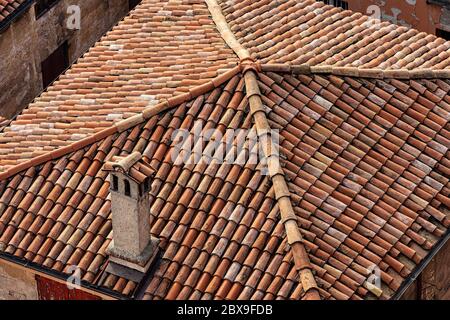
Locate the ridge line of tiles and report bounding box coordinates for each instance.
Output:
[0,65,241,182]
[205,0,252,61]
[243,68,321,300]
[260,63,450,79]
[206,0,322,299]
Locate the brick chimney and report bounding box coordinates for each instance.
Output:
[103,152,159,281]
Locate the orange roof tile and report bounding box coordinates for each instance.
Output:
[219,0,450,68]
[0,0,238,171]
[0,67,449,300]
[0,0,27,26]
[0,0,449,301]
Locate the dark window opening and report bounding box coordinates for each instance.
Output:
[35,0,60,19]
[124,179,131,196]
[112,175,118,191]
[41,41,69,89]
[321,0,348,10]
[436,28,450,41]
[129,0,142,10]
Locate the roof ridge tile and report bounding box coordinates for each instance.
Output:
[208,0,322,299]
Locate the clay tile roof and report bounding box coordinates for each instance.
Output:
[218,0,450,68]
[0,0,28,26]
[0,0,449,300]
[0,0,238,171]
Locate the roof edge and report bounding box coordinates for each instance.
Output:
[392,229,450,300]
[0,251,125,300]
[260,64,450,79]
[0,65,241,182]
[0,0,34,34]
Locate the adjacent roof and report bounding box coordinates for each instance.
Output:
[0,0,449,301]
[219,0,450,68]
[4,0,450,171]
[0,0,29,28]
[0,0,237,171]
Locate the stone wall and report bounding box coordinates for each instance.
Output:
[0,0,129,119]
[0,260,38,300]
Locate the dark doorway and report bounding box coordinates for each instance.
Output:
[41,41,69,89]
[129,0,142,10]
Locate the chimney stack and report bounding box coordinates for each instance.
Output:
[103,152,159,281]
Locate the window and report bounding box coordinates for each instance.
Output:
[124,180,131,196]
[41,41,69,89]
[436,28,450,41]
[322,0,348,10]
[129,0,142,10]
[35,0,60,19]
[112,175,119,191]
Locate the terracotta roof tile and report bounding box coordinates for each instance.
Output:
[0,0,26,25]
[219,0,450,69]
[0,0,238,171]
[0,0,449,301]
[0,69,448,300]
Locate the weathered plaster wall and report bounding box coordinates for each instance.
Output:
[0,260,38,300]
[346,0,449,35]
[400,237,450,300]
[0,0,129,119]
[0,9,40,120]
[427,237,450,300]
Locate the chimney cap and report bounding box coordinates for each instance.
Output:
[104,151,155,183]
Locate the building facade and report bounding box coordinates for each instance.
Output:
[0,0,138,120]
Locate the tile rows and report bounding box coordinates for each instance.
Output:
[0,0,238,171]
[0,70,448,300]
[219,0,450,69]
[259,71,449,299]
[0,74,312,299]
[0,0,25,23]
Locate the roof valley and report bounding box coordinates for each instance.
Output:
[205,0,321,299]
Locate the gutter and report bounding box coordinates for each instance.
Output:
[392,229,450,300]
[0,0,35,34]
[0,251,127,300]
